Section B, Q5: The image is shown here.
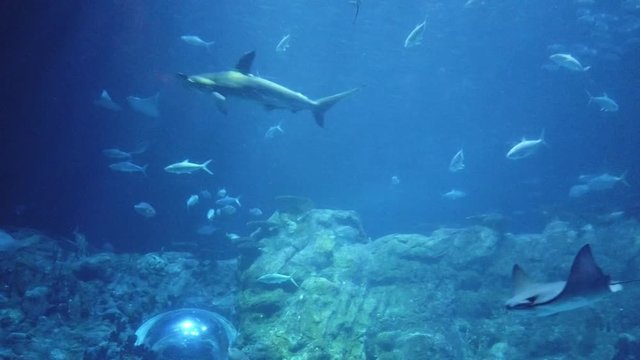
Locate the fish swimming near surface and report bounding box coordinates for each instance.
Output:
[257,273,299,288]
[505,244,635,317]
[275,34,291,52]
[586,91,619,112]
[549,53,590,72]
[404,16,427,48]
[177,51,358,127]
[109,161,147,175]
[449,149,464,172]
[134,202,156,218]
[181,35,215,50]
[164,159,213,175]
[127,93,160,118]
[93,89,122,111]
[506,130,547,160]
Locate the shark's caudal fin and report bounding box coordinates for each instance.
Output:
[312,88,359,127]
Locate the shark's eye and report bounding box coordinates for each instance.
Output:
[526,296,537,304]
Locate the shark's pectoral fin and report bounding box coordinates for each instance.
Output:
[212,92,228,115]
[235,51,256,74]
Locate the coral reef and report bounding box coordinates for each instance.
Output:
[1,211,640,359]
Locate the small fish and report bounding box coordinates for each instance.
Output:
[93,89,122,111]
[109,161,147,175]
[218,205,237,216]
[569,184,590,198]
[206,208,216,221]
[127,93,160,118]
[216,195,241,207]
[134,202,156,218]
[180,35,215,50]
[265,123,284,139]
[102,148,132,159]
[549,53,590,72]
[506,130,546,160]
[187,195,200,208]
[404,17,427,48]
[442,189,467,200]
[579,172,629,191]
[102,145,147,160]
[275,34,291,52]
[257,273,299,288]
[586,91,619,112]
[196,225,217,236]
[226,233,240,240]
[449,149,465,172]
[390,176,401,185]
[249,208,263,217]
[199,190,212,199]
[164,159,213,175]
[217,188,227,198]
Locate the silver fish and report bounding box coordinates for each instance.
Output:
[134,202,156,218]
[109,161,147,175]
[257,273,299,288]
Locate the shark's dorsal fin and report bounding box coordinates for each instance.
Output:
[512,264,534,295]
[235,51,256,74]
[561,244,610,297]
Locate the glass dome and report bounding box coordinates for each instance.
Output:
[134,308,238,360]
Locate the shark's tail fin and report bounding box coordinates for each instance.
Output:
[312,88,359,127]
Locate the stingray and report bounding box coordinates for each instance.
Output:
[93,89,122,111]
[505,244,635,317]
[127,93,160,118]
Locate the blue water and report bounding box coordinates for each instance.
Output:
[1,1,639,252]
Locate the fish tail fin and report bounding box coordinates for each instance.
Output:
[540,128,549,147]
[312,88,359,127]
[202,160,214,175]
[142,165,148,177]
[235,196,242,207]
[583,66,591,71]
[621,170,630,187]
[206,41,215,54]
[585,90,593,104]
[289,272,300,288]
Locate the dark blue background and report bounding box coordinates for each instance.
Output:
[1,1,638,252]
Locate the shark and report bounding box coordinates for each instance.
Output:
[177,51,358,127]
[505,244,632,317]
